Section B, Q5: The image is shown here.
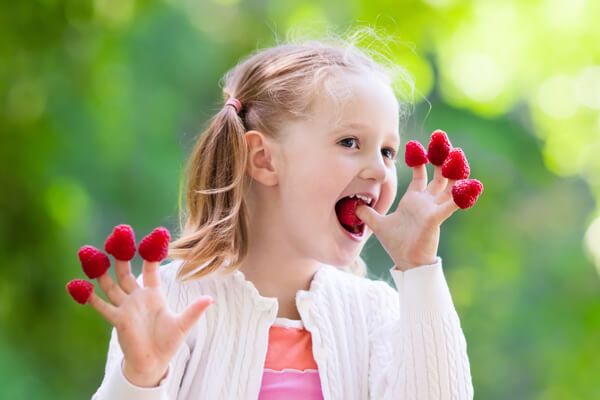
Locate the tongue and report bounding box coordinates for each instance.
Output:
[335,197,367,233]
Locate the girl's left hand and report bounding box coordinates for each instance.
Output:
[356,164,460,271]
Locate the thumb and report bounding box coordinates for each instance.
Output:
[177,295,214,334]
[355,204,382,232]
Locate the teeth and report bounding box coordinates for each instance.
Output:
[350,193,373,205]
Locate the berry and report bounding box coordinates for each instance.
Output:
[441,148,470,180]
[138,227,171,262]
[335,197,368,228]
[105,224,136,261]
[452,179,484,209]
[404,140,429,167]
[427,129,452,166]
[66,279,94,304]
[78,245,111,279]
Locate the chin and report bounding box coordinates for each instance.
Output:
[320,248,363,269]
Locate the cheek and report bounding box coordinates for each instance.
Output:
[297,152,344,198]
[379,169,398,213]
[281,161,338,214]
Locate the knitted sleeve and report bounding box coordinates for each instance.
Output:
[90,263,188,400]
[367,257,474,399]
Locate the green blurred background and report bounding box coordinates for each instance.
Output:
[1,0,599,398]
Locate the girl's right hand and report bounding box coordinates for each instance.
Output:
[87,258,214,387]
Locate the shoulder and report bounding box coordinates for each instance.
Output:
[322,264,398,298]
[318,265,400,325]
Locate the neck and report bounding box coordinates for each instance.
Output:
[239,190,322,319]
[239,235,322,319]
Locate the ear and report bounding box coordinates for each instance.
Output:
[244,130,279,186]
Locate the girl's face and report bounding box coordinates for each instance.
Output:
[275,72,401,267]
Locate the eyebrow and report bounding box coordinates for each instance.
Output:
[332,122,400,145]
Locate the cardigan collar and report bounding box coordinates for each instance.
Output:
[228,263,334,311]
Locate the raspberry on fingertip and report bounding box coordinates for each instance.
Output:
[66,279,94,304]
[139,227,171,262]
[105,224,136,261]
[405,140,429,167]
[78,245,111,279]
[442,148,470,180]
[452,179,484,209]
[427,129,452,166]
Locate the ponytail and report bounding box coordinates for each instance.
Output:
[169,94,250,282]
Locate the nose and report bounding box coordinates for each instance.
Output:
[359,151,388,182]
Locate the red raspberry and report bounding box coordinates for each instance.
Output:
[78,245,111,279]
[335,197,368,228]
[452,179,484,209]
[404,140,429,167]
[441,148,470,180]
[105,224,136,261]
[427,129,452,166]
[138,227,171,262]
[66,279,94,304]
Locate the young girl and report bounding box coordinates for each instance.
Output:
[88,37,474,399]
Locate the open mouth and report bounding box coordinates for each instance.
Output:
[334,195,374,235]
[339,218,365,235]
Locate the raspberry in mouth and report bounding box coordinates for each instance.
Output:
[335,196,371,234]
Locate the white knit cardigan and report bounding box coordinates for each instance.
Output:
[91,257,474,399]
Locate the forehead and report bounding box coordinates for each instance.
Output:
[316,72,400,140]
[281,72,401,145]
[316,73,400,141]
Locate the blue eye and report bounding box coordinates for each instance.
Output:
[339,137,397,160]
[382,148,397,160]
[339,137,359,148]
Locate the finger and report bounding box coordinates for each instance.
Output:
[115,260,140,294]
[427,165,448,196]
[177,296,214,334]
[143,260,160,288]
[437,196,460,221]
[407,164,428,192]
[355,204,383,233]
[88,291,119,325]
[435,178,456,205]
[97,273,126,306]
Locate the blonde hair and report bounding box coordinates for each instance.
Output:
[168,27,415,282]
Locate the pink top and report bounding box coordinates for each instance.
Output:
[258,317,323,400]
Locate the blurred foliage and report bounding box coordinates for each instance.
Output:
[1,0,598,399]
